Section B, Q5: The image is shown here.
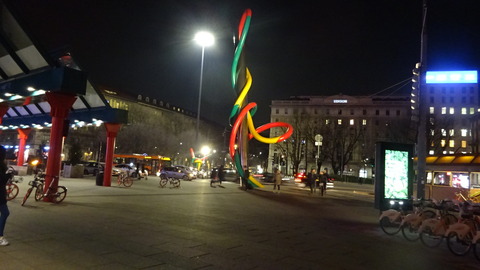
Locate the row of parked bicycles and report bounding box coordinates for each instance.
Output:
[379,196,480,261]
[5,167,67,205]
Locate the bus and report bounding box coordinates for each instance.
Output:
[113,154,171,175]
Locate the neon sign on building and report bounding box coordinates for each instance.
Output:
[426,70,478,84]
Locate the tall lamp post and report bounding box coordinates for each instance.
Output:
[194,31,214,148]
[315,134,323,173]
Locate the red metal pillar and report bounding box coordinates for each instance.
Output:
[0,103,9,135]
[44,92,76,201]
[16,128,31,166]
[103,123,121,186]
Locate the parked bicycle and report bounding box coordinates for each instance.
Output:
[6,166,22,201]
[379,198,436,238]
[379,199,419,235]
[418,200,458,248]
[400,199,437,241]
[21,171,46,206]
[35,175,67,203]
[159,177,180,188]
[117,172,133,187]
[445,201,480,256]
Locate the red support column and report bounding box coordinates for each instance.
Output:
[44,92,77,202]
[0,103,9,135]
[17,128,31,166]
[103,123,122,186]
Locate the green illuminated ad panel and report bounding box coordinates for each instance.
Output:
[384,149,409,199]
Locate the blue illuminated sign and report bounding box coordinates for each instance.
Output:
[426,70,478,84]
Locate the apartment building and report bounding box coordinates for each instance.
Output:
[424,70,479,155]
[268,95,412,177]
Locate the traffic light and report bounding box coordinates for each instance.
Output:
[411,62,421,122]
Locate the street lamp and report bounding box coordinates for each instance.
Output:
[315,134,323,173]
[194,31,214,148]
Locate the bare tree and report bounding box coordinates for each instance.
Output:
[319,119,363,175]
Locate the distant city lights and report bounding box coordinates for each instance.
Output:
[426,70,478,84]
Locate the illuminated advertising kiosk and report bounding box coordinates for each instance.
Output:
[374,142,414,211]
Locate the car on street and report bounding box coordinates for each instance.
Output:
[294,171,307,183]
[257,172,273,182]
[83,162,102,175]
[114,164,137,177]
[173,165,196,179]
[159,166,194,180]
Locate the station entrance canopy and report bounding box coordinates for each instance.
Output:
[0,66,128,129]
[0,0,127,188]
[0,0,127,127]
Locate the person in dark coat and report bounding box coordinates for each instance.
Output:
[217,165,225,183]
[306,169,317,193]
[0,146,10,246]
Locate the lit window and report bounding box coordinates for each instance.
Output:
[461,129,468,136]
[338,119,342,125]
[362,119,367,125]
[441,107,447,114]
[325,119,330,125]
[462,141,467,148]
[470,108,475,114]
[429,107,434,114]
[441,140,446,147]
[462,108,467,114]
[449,140,455,148]
[430,130,435,136]
[441,129,446,136]
[449,129,454,136]
[349,119,354,125]
[449,107,454,114]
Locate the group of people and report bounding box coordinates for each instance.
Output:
[307,168,329,196]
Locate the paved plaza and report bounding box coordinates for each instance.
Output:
[0,175,478,269]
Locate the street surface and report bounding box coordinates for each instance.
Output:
[0,176,478,269]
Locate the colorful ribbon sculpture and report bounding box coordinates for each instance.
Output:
[230,9,293,188]
[190,148,207,170]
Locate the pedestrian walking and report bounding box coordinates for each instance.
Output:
[273,168,282,193]
[306,169,317,193]
[0,146,10,246]
[242,166,252,190]
[217,165,225,184]
[319,171,328,196]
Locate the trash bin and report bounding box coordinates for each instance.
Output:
[96,172,104,186]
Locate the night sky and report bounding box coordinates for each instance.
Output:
[7,0,480,125]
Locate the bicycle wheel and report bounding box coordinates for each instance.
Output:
[159,178,168,188]
[172,179,180,188]
[123,177,133,187]
[446,231,472,256]
[473,243,480,261]
[420,227,443,248]
[35,184,44,201]
[51,186,67,204]
[402,210,436,242]
[21,187,33,206]
[379,216,402,235]
[6,184,19,200]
